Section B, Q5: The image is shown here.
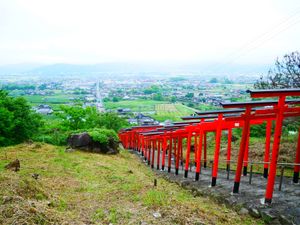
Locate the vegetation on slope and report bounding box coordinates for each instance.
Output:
[0,143,263,224]
[0,90,42,146]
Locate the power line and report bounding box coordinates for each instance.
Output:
[228,7,300,57]
[208,7,300,74]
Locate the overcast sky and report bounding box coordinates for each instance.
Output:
[0,0,300,67]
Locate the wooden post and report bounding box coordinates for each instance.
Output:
[211,114,223,186]
[293,127,300,183]
[161,134,167,170]
[233,107,251,193]
[195,130,203,181]
[204,132,207,168]
[243,132,250,176]
[168,136,173,173]
[184,131,192,178]
[156,139,161,170]
[263,120,272,178]
[226,128,232,171]
[265,96,286,204]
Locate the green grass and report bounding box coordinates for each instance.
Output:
[19,92,85,112]
[104,99,168,112]
[0,143,263,224]
[104,100,196,121]
[23,94,72,104]
[195,103,220,111]
[153,103,196,122]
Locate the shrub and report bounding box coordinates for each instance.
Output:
[88,128,119,144]
[0,90,42,146]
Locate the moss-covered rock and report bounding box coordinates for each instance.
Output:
[67,130,119,154]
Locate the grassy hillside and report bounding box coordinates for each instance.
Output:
[0,143,262,224]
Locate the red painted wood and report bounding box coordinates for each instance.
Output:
[227,128,232,168]
[265,96,286,204]
[195,130,203,175]
[293,127,300,183]
[168,136,173,172]
[233,107,251,193]
[211,114,223,186]
[203,132,207,167]
[263,120,272,177]
[184,131,192,177]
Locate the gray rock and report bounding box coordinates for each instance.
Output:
[106,147,119,155]
[67,132,92,149]
[67,132,119,154]
[65,147,75,153]
[5,159,20,172]
[153,212,161,218]
[249,207,261,218]
[279,215,294,225]
[180,180,190,187]
[14,196,24,201]
[238,207,249,215]
[2,196,13,204]
[260,210,277,223]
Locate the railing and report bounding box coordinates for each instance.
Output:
[187,159,300,191]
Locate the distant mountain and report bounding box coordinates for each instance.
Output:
[29,63,157,75]
[0,63,44,75]
[0,62,271,77]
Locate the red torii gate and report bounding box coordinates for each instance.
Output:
[119,88,300,204]
[118,125,162,149]
[126,105,283,184]
[182,111,267,184]
[246,89,300,204]
[220,96,300,203]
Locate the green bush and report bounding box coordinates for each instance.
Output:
[250,123,267,137]
[233,123,267,138]
[88,128,119,144]
[0,90,42,146]
[33,105,128,146]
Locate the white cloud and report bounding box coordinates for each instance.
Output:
[0,0,300,66]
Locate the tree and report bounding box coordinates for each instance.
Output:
[57,105,128,132]
[153,93,163,101]
[255,51,300,89]
[0,90,42,146]
[112,96,119,102]
[103,97,110,102]
[144,85,160,94]
[170,96,177,103]
[224,78,233,84]
[209,78,218,83]
[185,93,194,99]
[188,102,194,107]
[97,112,129,132]
[58,105,88,130]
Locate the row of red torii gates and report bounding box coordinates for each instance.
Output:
[118,89,300,204]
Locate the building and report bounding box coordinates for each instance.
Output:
[34,104,53,115]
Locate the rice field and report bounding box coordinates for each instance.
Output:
[153,103,196,122]
[104,100,167,112]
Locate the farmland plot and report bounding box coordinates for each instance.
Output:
[154,103,195,122]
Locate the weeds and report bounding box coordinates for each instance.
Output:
[0,143,263,224]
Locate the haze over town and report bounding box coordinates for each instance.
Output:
[1,0,300,76]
